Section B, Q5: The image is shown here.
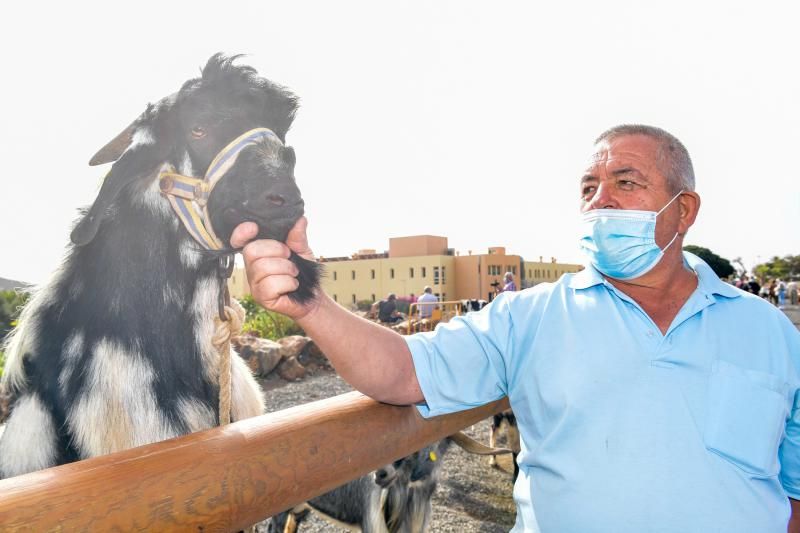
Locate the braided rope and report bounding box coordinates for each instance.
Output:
[211,299,245,425]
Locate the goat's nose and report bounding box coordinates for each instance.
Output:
[265,193,286,207]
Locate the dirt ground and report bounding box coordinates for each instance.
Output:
[260,370,517,532]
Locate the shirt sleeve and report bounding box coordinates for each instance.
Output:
[405,293,514,418]
[779,318,800,499]
[781,389,800,499]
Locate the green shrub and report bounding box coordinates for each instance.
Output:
[0,350,4,378]
[238,295,304,340]
[1,290,30,341]
[356,299,375,312]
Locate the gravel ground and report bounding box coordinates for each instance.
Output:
[259,370,517,532]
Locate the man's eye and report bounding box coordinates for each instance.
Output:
[191,126,207,139]
[581,186,596,199]
[618,180,636,190]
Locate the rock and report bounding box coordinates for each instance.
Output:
[277,355,306,381]
[391,320,413,333]
[233,335,284,376]
[298,341,332,372]
[277,335,311,359]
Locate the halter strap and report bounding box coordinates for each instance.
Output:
[158,128,278,250]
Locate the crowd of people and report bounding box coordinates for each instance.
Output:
[734,275,799,307]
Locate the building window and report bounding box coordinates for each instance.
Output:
[371,269,375,279]
[371,293,376,302]
[441,266,446,284]
[409,267,414,278]
[442,292,446,301]
[512,266,517,275]
[433,266,440,285]
[422,266,427,277]
[333,271,337,281]
[333,294,338,302]
[351,270,356,280]
[488,265,501,276]
[352,294,356,304]
[435,293,440,299]
[528,269,532,278]
[390,268,395,279]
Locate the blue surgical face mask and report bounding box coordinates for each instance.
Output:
[579,191,683,280]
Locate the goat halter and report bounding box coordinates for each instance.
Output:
[158,127,278,250]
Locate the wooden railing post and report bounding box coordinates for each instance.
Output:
[0,391,509,531]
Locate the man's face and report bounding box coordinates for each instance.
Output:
[580,134,683,249]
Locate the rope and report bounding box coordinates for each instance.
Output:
[211,298,245,425]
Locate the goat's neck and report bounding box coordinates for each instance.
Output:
[65,182,222,323]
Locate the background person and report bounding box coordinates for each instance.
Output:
[377,293,404,324]
[416,286,439,319]
[502,272,517,292]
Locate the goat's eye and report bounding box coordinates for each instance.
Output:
[190,126,206,139]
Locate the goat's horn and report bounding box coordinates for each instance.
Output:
[89,121,137,166]
[448,431,513,456]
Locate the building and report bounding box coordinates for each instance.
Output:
[228,235,584,305]
[522,256,584,288]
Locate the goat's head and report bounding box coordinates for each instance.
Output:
[72,53,320,301]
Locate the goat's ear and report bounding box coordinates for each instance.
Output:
[72,99,177,246]
[88,121,137,166]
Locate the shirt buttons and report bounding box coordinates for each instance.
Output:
[646,331,655,337]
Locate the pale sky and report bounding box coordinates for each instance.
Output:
[1,1,798,285]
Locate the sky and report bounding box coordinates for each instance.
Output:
[1,1,798,285]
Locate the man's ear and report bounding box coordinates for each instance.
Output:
[678,191,701,234]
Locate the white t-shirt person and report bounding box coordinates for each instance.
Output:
[416,287,439,318]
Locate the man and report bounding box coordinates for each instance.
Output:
[231,125,800,532]
[377,293,403,324]
[416,286,438,319]
[502,272,517,292]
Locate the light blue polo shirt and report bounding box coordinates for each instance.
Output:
[407,252,800,533]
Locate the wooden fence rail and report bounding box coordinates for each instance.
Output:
[0,391,509,532]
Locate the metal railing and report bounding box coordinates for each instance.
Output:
[405,300,466,334]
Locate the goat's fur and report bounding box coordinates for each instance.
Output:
[269,441,452,533]
[0,54,321,478]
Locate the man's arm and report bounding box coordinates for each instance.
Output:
[231,219,424,405]
[790,498,799,533]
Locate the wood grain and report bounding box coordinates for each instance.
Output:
[0,392,509,532]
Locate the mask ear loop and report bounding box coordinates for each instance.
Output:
[656,189,685,216]
[656,190,685,252]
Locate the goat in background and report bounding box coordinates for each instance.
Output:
[0,54,320,478]
[269,433,511,533]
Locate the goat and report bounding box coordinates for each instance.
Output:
[489,409,521,481]
[268,433,510,533]
[460,299,488,314]
[0,54,320,478]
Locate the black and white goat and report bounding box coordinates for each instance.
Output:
[0,54,320,478]
[269,434,510,533]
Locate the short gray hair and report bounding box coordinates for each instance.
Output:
[594,124,695,193]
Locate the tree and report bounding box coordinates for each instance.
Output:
[754,255,800,281]
[683,245,735,279]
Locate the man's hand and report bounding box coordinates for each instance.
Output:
[230,216,319,321]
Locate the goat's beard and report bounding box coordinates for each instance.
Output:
[287,252,323,305]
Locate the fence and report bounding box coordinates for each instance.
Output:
[405,300,467,334]
[0,391,509,531]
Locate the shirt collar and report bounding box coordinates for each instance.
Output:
[568,252,742,299]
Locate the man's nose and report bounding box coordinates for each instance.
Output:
[588,182,618,210]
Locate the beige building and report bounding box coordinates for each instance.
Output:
[229,234,585,305]
[522,256,584,288]
[321,236,456,306]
